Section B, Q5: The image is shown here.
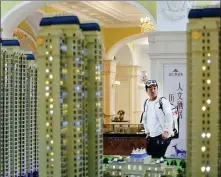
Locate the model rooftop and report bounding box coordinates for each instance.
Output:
[40,15,80,26]
[188,7,221,19]
[25,54,35,60]
[80,23,101,31]
[1,39,20,46]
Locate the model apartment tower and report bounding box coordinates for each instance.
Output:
[0,40,38,177]
[26,53,38,177]
[81,23,103,177]
[187,7,220,177]
[37,15,103,177]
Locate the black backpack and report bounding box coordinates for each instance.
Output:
[140,97,180,139]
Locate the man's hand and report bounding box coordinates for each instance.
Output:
[162,131,168,140]
[146,133,150,139]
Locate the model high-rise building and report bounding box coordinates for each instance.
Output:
[0,40,38,177]
[187,7,220,177]
[26,53,39,176]
[80,23,103,177]
[37,15,103,177]
[0,39,27,177]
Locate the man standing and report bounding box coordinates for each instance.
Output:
[141,80,173,158]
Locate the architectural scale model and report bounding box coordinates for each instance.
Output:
[187,6,221,177]
[80,23,103,177]
[26,53,38,177]
[106,148,177,177]
[37,15,103,177]
[0,39,38,177]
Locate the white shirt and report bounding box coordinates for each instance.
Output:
[145,99,162,137]
[142,97,173,137]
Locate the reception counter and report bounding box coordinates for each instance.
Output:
[103,133,146,156]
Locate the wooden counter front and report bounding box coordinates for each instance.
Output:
[103,133,146,156]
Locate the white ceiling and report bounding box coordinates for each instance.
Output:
[49,1,147,28]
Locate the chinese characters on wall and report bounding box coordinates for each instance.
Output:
[168,69,184,119]
[169,69,183,76]
[164,65,186,158]
[169,83,184,119]
[177,82,183,119]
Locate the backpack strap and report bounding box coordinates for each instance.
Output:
[140,99,148,123]
[159,97,166,115]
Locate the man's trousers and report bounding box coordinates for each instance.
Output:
[146,134,171,158]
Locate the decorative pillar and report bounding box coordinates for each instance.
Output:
[103,60,116,124]
[134,44,150,119]
[115,65,141,124]
[129,66,141,124]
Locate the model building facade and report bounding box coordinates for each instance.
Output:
[26,53,38,176]
[106,149,177,177]
[0,40,38,177]
[81,23,103,177]
[37,15,103,177]
[187,7,220,177]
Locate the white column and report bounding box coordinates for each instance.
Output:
[115,65,141,124]
[103,60,116,124]
[134,45,151,116]
[130,66,141,124]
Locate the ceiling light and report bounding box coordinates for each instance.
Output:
[140,16,154,33]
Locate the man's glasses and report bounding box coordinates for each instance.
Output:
[145,80,157,87]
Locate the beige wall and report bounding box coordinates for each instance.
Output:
[103,41,150,124]
[116,65,141,124]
